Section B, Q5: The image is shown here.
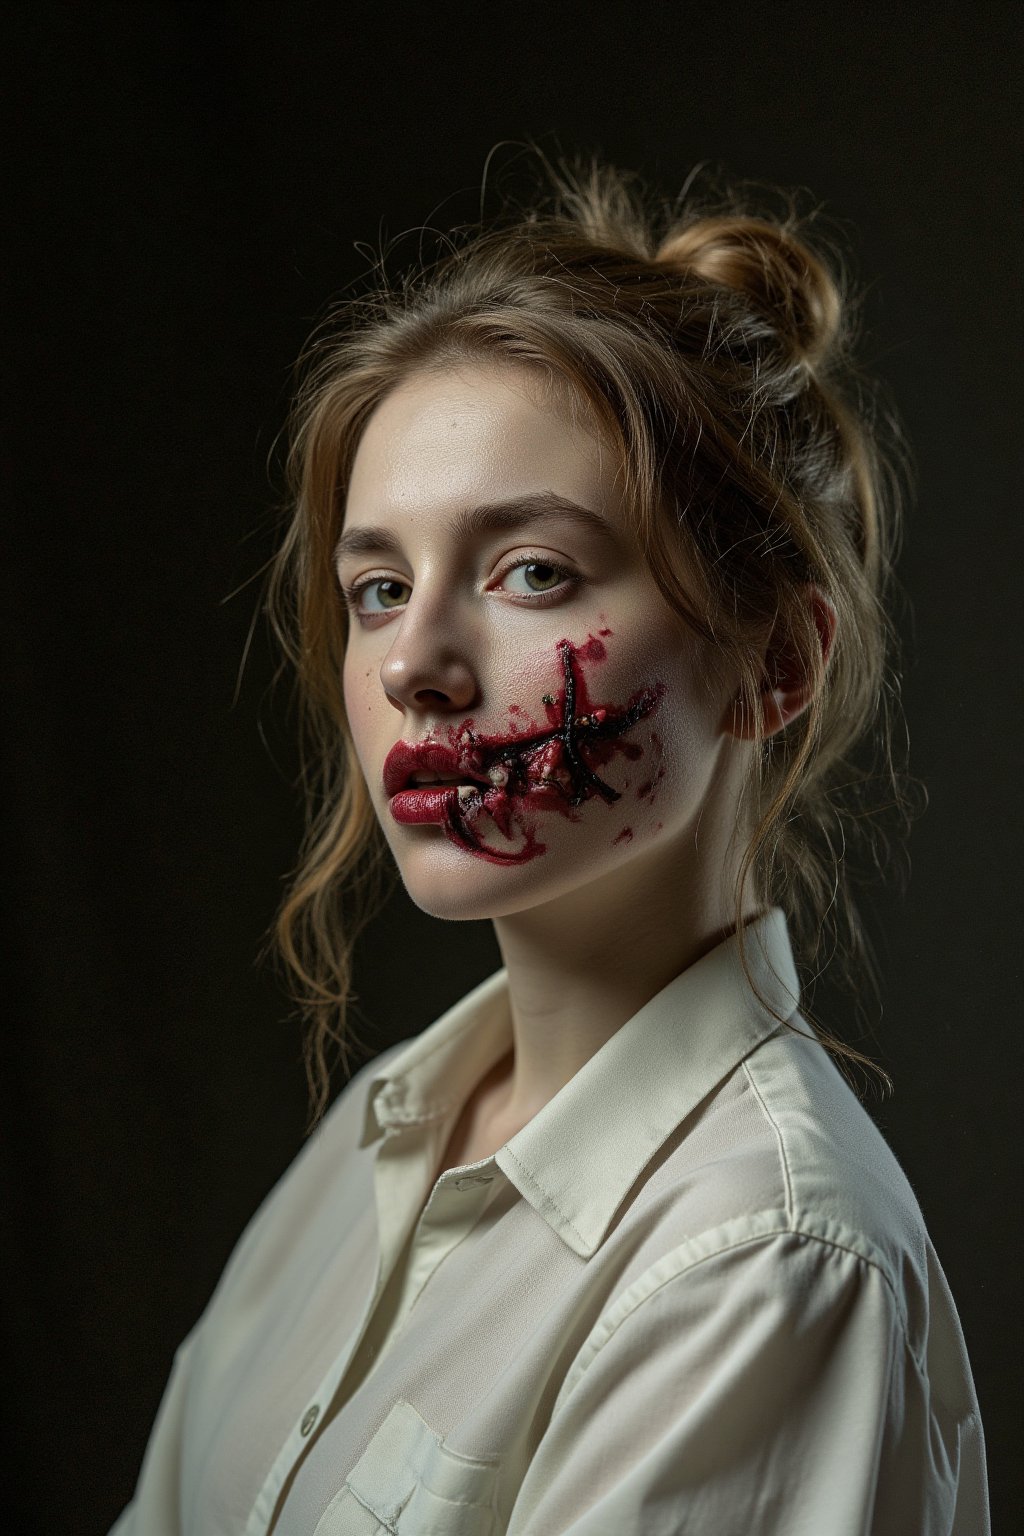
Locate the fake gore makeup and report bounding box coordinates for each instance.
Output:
[384,633,665,866]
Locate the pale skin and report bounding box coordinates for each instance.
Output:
[337,360,835,1171]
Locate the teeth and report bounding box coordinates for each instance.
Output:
[487,763,509,787]
[457,785,478,805]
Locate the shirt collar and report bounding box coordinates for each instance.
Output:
[359,907,800,1258]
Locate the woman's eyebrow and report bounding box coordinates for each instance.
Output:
[332,491,618,564]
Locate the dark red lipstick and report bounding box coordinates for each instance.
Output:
[388,784,464,822]
[383,741,490,800]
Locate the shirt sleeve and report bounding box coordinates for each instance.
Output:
[505,1226,977,1536]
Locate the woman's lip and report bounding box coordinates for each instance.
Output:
[383,739,482,798]
[389,785,472,824]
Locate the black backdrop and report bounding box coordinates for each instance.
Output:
[3,3,1020,1531]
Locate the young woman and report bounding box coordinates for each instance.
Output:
[111,155,989,1534]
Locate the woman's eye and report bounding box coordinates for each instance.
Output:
[501,559,574,596]
[346,578,411,614]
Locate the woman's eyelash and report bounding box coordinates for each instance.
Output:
[339,556,580,614]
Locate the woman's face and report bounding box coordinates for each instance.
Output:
[337,360,745,921]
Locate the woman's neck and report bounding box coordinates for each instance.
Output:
[490,834,759,1131]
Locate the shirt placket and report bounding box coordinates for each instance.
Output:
[244,1120,500,1536]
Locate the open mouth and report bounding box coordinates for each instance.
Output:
[383,742,494,800]
[384,743,512,800]
[402,768,507,792]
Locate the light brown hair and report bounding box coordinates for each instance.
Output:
[259,150,917,1129]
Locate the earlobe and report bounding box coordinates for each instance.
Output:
[724,588,838,742]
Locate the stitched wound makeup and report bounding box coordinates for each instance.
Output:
[384,633,666,865]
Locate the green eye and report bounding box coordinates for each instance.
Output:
[522,562,563,591]
[497,555,579,602]
[360,577,408,611]
[374,580,409,609]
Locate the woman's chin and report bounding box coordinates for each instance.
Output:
[389,826,554,920]
[391,821,641,923]
[396,850,538,921]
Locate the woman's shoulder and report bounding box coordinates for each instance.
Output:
[742,1021,919,1220]
[731,1019,939,1355]
[618,1018,983,1438]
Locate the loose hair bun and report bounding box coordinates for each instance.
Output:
[655,216,842,367]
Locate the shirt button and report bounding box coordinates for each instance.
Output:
[300,1405,319,1436]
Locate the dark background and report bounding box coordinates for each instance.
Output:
[3,3,1020,1531]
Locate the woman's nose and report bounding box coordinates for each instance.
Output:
[379,606,481,716]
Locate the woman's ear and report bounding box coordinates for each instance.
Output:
[725,587,838,741]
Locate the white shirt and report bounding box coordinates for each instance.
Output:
[110,908,989,1534]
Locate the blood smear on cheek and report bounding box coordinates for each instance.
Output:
[437,632,665,865]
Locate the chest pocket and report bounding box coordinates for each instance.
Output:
[313,1398,502,1536]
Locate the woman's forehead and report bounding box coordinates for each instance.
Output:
[344,360,622,530]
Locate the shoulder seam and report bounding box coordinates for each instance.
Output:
[560,1225,921,1409]
[739,1051,923,1373]
[742,1054,794,1226]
